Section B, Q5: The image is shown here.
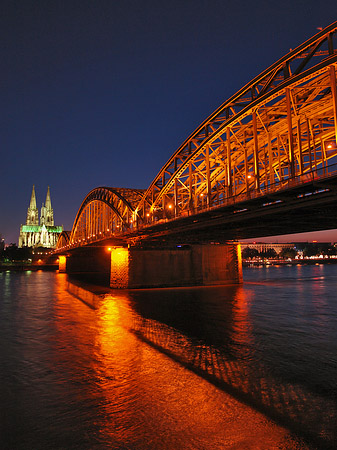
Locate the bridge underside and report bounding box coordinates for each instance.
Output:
[59,242,242,289]
[127,174,337,244]
[55,23,337,288]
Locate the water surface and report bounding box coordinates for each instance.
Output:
[0,265,336,449]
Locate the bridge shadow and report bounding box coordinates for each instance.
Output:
[65,279,337,450]
[126,286,337,450]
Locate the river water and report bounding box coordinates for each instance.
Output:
[0,264,336,449]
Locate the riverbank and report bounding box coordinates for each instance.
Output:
[0,262,58,272]
[243,257,337,267]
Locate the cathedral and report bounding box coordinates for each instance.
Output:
[18,186,63,248]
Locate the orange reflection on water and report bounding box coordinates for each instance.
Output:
[231,285,254,355]
[53,274,309,449]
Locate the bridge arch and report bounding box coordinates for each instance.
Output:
[55,231,71,251]
[136,21,337,223]
[69,187,145,245]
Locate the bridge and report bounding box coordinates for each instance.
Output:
[55,22,337,288]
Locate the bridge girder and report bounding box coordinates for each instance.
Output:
[66,187,145,247]
[136,21,337,226]
[56,22,337,252]
[56,231,71,250]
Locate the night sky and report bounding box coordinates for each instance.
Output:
[1,0,337,244]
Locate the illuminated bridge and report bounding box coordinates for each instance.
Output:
[56,22,337,288]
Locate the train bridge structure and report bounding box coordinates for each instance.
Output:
[55,22,337,288]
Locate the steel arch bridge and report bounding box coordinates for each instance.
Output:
[57,22,337,251]
[56,187,145,250]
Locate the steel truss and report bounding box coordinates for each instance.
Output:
[136,22,337,224]
[65,187,144,247]
[56,231,70,250]
[57,21,337,250]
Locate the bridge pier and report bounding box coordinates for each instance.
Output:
[110,243,242,289]
[58,255,67,273]
[59,246,111,285]
[58,242,242,288]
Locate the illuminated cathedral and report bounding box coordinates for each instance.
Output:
[18,186,63,248]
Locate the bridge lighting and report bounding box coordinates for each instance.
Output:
[168,204,173,209]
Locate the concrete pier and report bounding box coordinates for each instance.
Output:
[110,243,242,288]
[58,242,242,288]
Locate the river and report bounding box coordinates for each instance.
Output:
[0,264,336,449]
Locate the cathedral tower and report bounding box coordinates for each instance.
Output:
[18,185,63,248]
[40,186,54,226]
[26,185,39,226]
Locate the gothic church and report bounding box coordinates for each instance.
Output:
[18,186,63,248]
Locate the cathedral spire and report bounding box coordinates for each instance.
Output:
[29,185,37,210]
[45,186,52,210]
[42,186,54,226]
[26,185,39,226]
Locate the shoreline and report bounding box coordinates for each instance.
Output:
[243,258,337,267]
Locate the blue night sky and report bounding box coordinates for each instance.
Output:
[1,0,337,244]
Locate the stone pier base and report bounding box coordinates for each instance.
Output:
[110,243,242,289]
[58,255,67,273]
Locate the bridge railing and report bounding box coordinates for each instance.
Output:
[135,162,337,229]
[56,162,337,252]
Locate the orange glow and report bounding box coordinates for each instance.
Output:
[110,247,129,288]
[107,247,112,252]
[37,259,42,264]
[168,204,173,209]
[237,243,243,282]
[59,255,67,273]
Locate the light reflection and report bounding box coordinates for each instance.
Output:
[52,275,333,449]
[58,255,66,272]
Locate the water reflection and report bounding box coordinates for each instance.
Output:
[62,275,337,449]
[124,286,336,448]
[2,270,334,449]
[56,275,309,449]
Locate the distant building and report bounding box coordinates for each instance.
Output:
[240,242,294,255]
[18,186,63,248]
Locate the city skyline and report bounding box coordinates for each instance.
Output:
[1,1,337,244]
